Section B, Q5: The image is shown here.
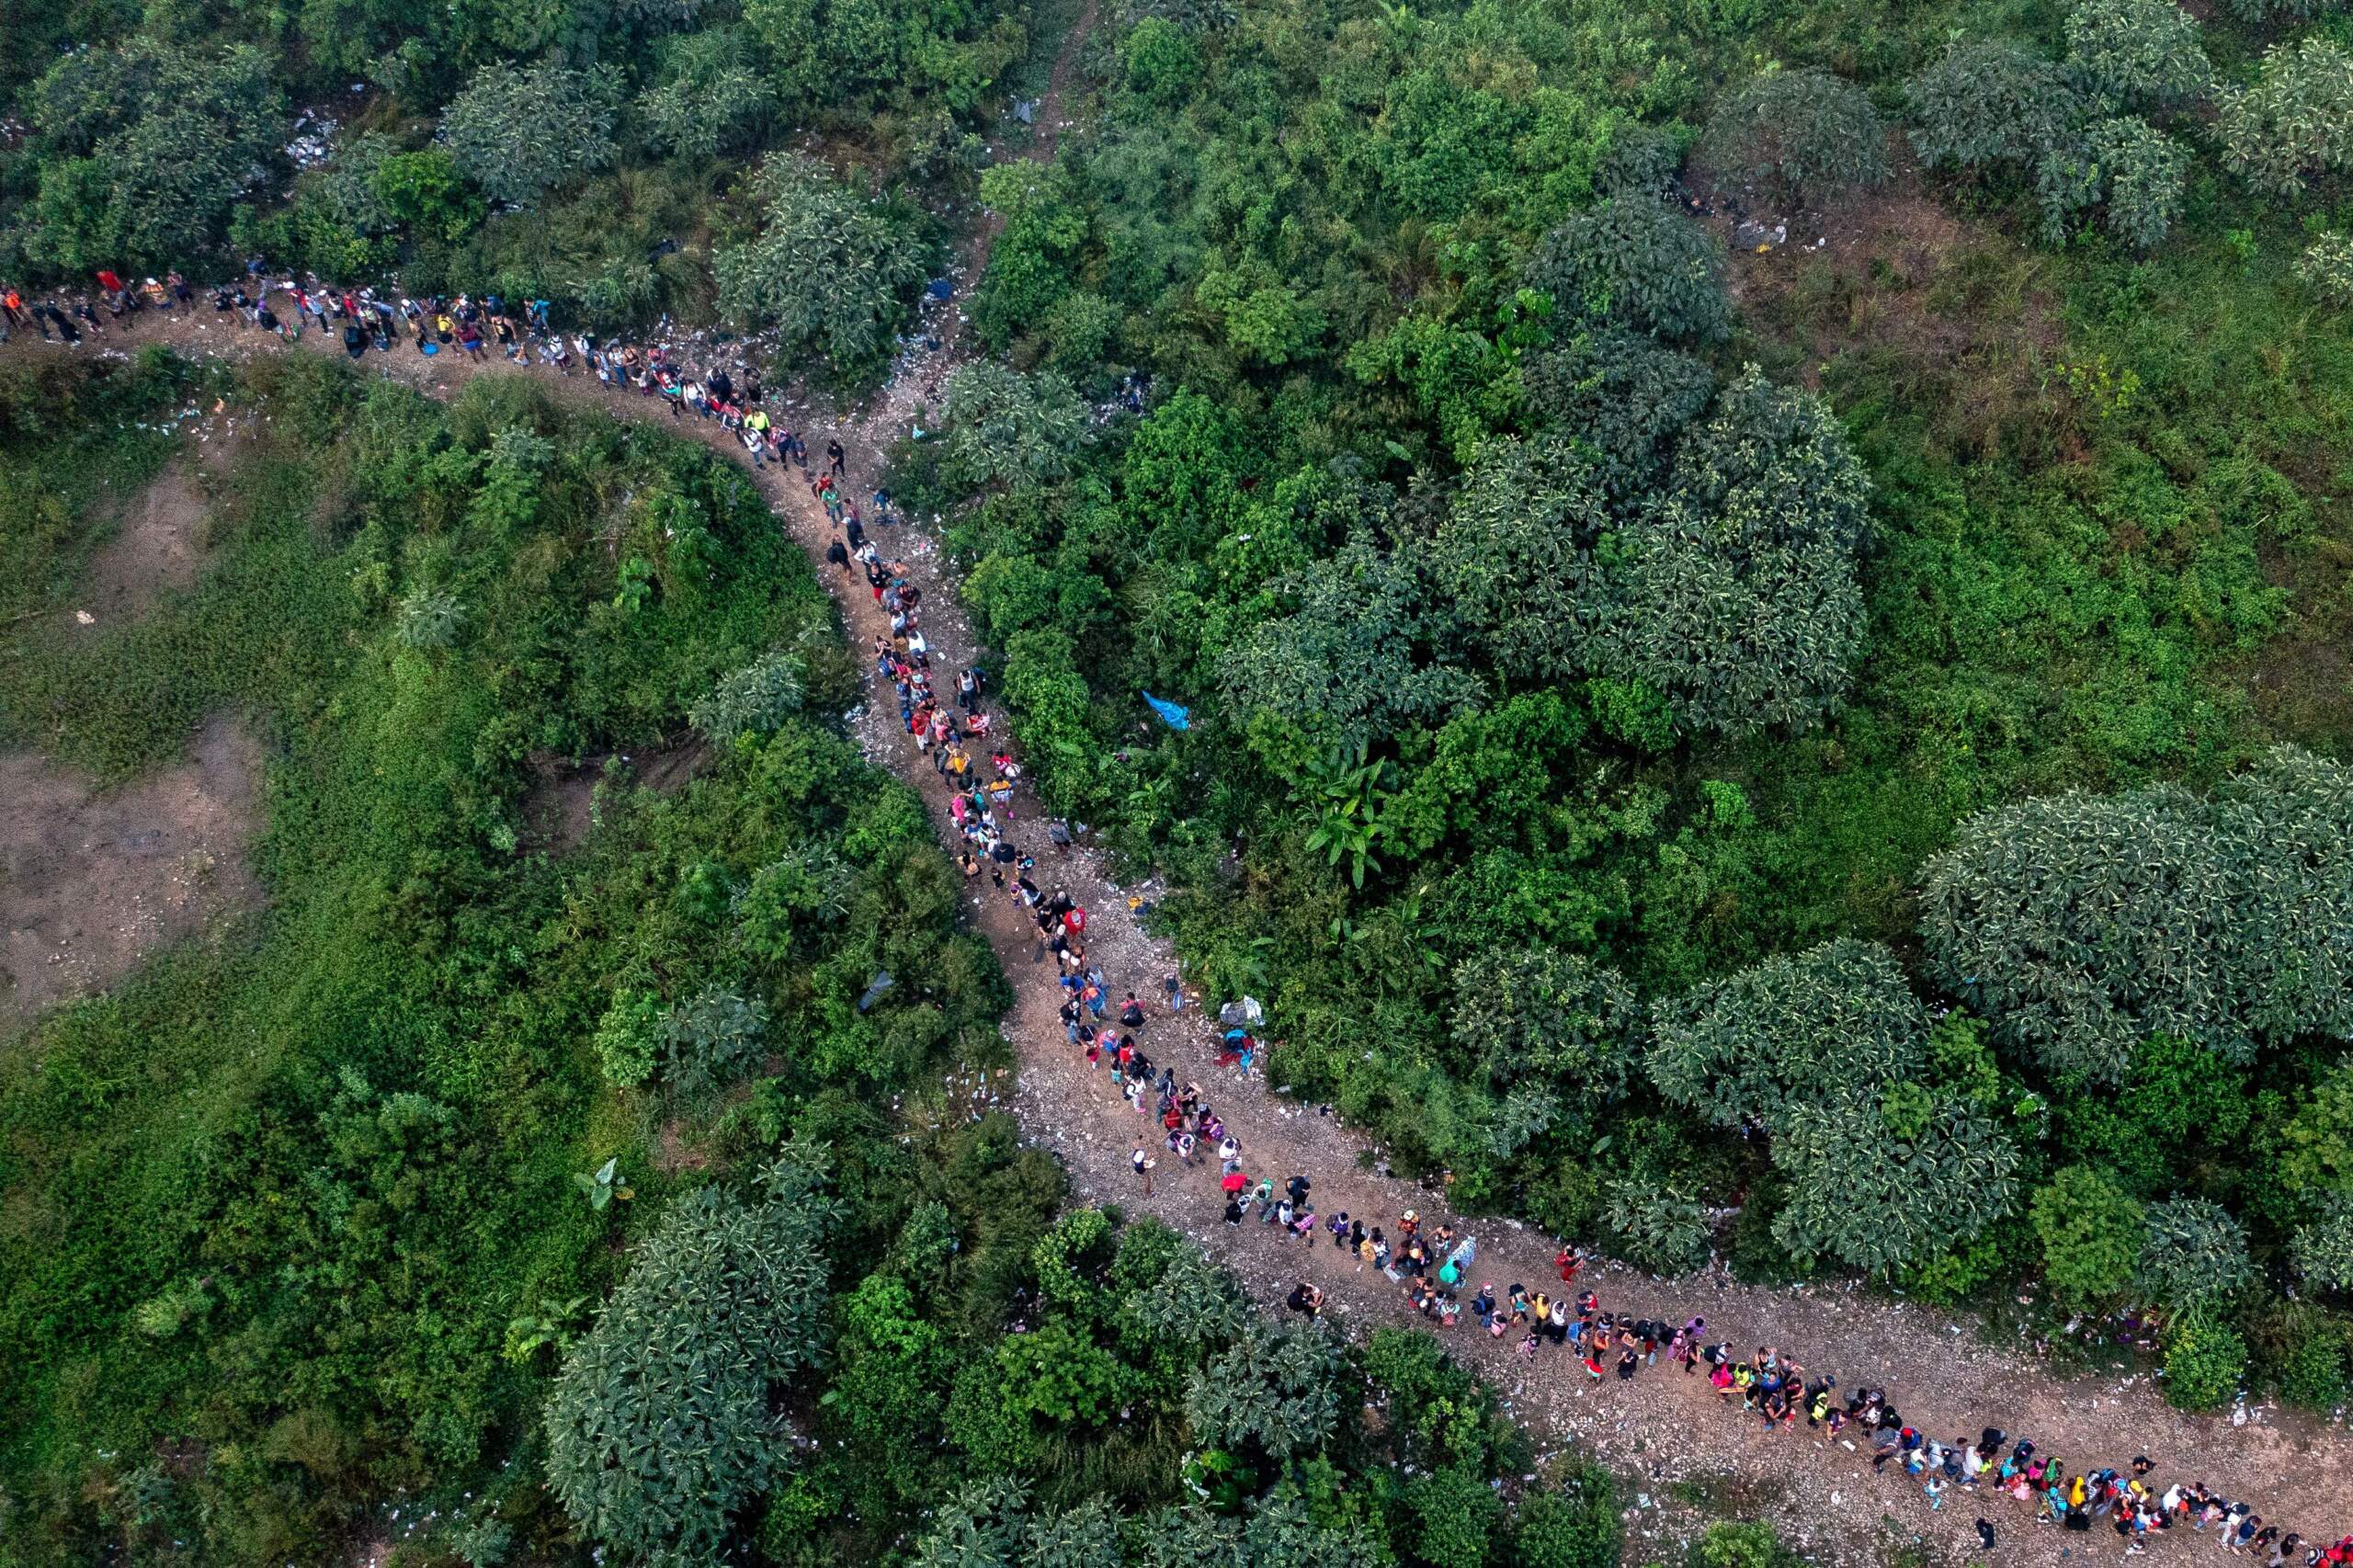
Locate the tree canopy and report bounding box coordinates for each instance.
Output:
[24,42,284,273]
[1647,938,1929,1131]
[715,153,933,378]
[1921,748,2353,1084]
[1591,368,1871,736]
[437,62,621,206]
[1699,67,1889,201]
[544,1162,840,1563]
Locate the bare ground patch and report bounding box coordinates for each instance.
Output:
[520,738,710,853]
[1692,170,2069,460]
[71,460,214,631]
[0,713,265,1028]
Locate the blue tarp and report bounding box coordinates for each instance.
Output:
[1142,691,1191,731]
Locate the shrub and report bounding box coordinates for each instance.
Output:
[1430,434,1612,682]
[1923,750,2353,1084]
[1768,1085,2020,1275]
[2215,40,2353,198]
[2271,1056,2353,1195]
[545,1164,840,1563]
[733,845,852,962]
[1649,938,1927,1131]
[374,149,482,244]
[1408,1464,1504,1567]
[972,163,1090,352]
[938,363,1091,492]
[1185,1321,1344,1461]
[2086,116,2187,249]
[2291,1199,2353,1293]
[639,28,775,161]
[2258,1301,2351,1412]
[1122,17,1204,103]
[690,653,805,744]
[1511,1461,1621,1568]
[2220,0,2347,28]
[2160,1308,2246,1412]
[1525,198,1730,343]
[715,154,931,378]
[1519,328,1715,498]
[1699,1521,1802,1568]
[1449,946,1641,1093]
[1127,1244,1251,1349]
[1907,40,2083,170]
[1595,123,1686,197]
[2138,1198,2254,1305]
[664,984,770,1098]
[1042,290,1122,378]
[25,41,285,274]
[2030,1165,2143,1305]
[2296,233,2353,308]
[2212,749,2353,1045]
[1589,368,1870,737]
[2277,1327,2349,1412]
[593,988,665,1087]
[2062,0,2211,112]
[438,62,620,206]
[995,1316,1131,1426]
[1600,1176,1712,1274]
[1219,530,1483,748]
[1901,1237,2009,1307]
[1700,68,1889,203]
[396,587,464,649]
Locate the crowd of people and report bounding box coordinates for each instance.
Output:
[9,258,2345,1566]
[1165,1114,2347,1561]
[0,269,196,342]
[1210,1137,2344,1559]
[0,263,848,474]
[1043,863,2348,1559]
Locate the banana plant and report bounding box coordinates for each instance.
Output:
[1296,741,1397,889]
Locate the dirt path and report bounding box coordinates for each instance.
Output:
[13,85,2352,1568]
[1030,0,1095,164]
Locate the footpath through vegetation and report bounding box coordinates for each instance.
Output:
[17,279,2346,1562]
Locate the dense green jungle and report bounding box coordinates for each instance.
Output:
[2,0,2352,1555]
